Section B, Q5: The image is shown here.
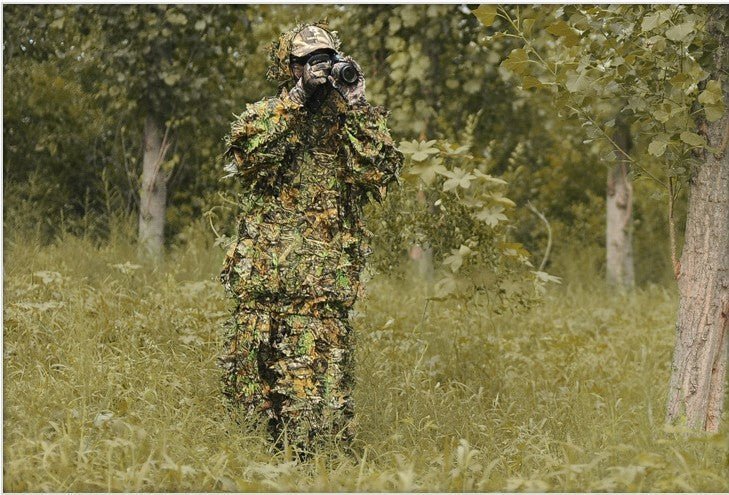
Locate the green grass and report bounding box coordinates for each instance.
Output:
[3,229,728,491]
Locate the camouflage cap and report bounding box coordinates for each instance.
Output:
[266,21,342,86]
[290,25,336,57]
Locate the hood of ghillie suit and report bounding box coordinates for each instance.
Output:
[266,21,342,88]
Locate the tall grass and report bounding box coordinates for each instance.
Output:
[3,227,727,491]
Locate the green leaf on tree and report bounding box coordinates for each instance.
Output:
[472,5,498,27]
[486,192,516,207]
[521,76,542,90]
[641,9,671,32]
[502,48,530,75]
[500,242,530,259]
[408,158,447,186]
[652,108,670,123]
[441,142,471,156]
[669,72,691,88]
[680,131,706,147]
[398,139,439,161]
[441,167,476,191]
[705,103,725,122]
[648,134,670,157]
[565,70,593,93]
[698,80,723,106]
[475,205,508,226]
[473,169,508,185]
[546,20,580,47]
[443,244,472,273]
[665,21,695,42]
[522,18,535,35]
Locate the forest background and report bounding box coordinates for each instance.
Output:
[3,4,728,492]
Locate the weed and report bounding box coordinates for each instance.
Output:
[3,231,727,491]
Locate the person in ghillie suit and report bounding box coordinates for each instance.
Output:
[219,22,402,453]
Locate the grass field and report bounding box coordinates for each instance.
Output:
[3,230,728,492]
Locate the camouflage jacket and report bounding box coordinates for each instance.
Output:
[221,90,402,318]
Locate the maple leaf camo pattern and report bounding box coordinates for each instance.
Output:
[220,86,402,451]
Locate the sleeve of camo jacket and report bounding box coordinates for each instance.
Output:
[223,93,306,183]
[341,104,403,200]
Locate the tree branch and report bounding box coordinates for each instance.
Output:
[527,201,553,272]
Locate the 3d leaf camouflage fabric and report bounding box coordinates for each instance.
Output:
[220,25,402,451]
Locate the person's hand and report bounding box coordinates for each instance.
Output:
[289,58,332,105]
[330,57,366,108]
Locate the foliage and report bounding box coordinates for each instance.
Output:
[4,7,728,487]
[4,4,667,279]
[79,5,261,240]
[4,230,727,491]
[332,4,517,143]
[482,5,722,149]
[2,5,350,243]
[76,5,256,155]
[2,59,119,240]
[335,5,673,284]
[367,124,556,308]
[474,5,725,273]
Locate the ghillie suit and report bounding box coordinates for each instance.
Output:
[219,23,402,452]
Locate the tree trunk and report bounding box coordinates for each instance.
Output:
[666,10,729,432]
[138,115,169,261]
[606,121,635,288]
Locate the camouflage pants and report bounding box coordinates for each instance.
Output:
[220,307,355,450]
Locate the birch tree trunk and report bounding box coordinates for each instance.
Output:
[138,115,169,261]
[666,11,729,432]
[606,121,635,288]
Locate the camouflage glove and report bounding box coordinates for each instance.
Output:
[330,57,367,108]
[289,58,332,105]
